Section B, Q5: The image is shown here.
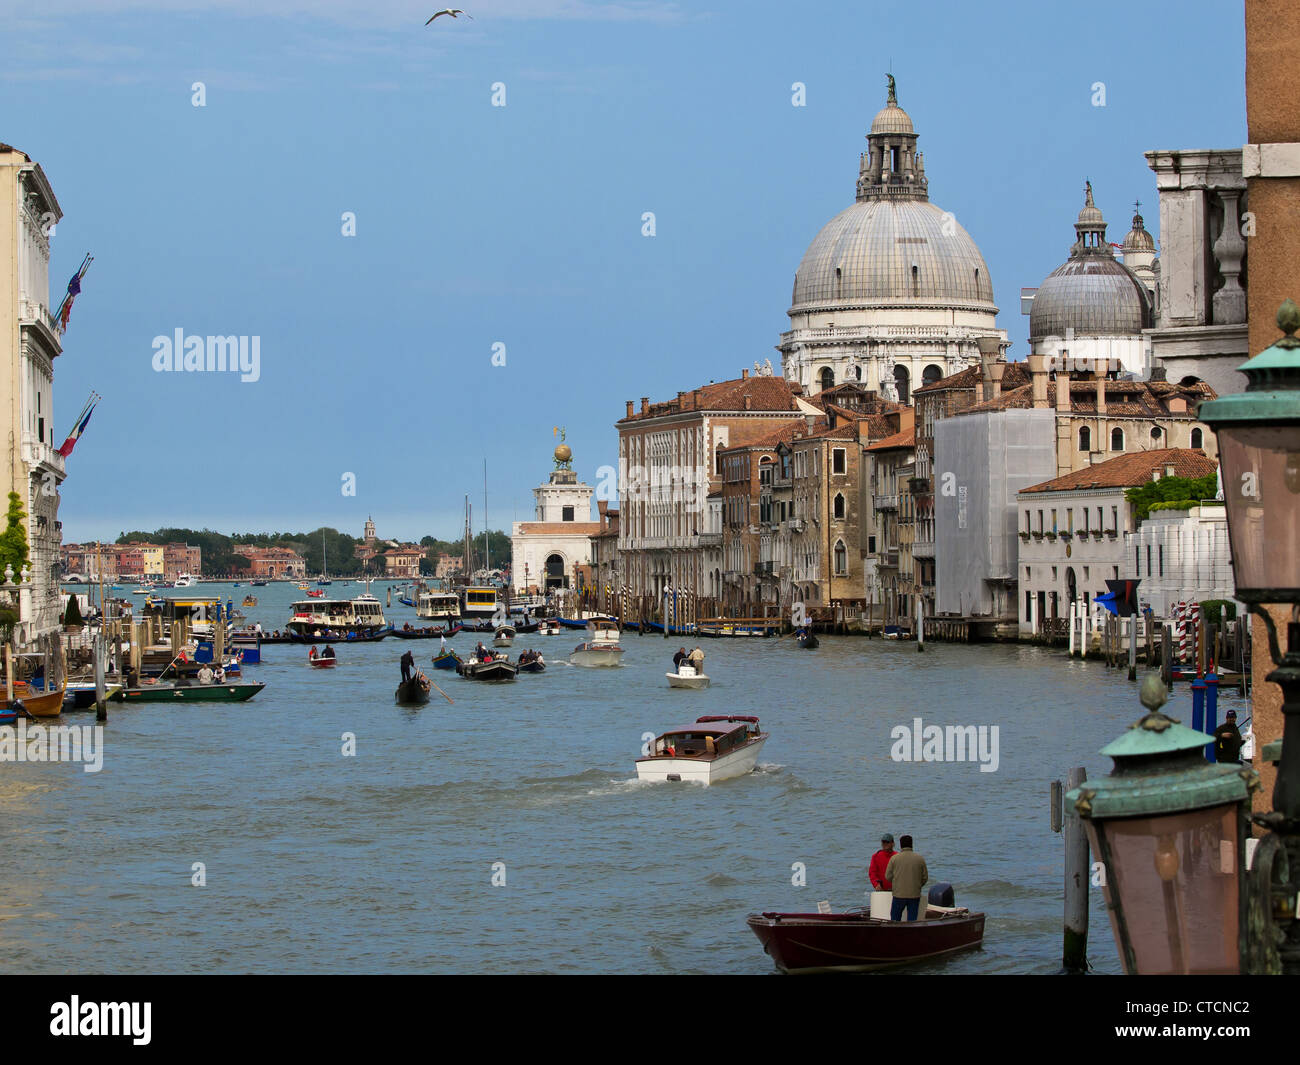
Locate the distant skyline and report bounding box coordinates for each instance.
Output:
[1,0,1247,543]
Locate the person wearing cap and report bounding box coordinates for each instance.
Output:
[869,833,896,891]
[885,835,928,922]
[1213,710,1244,764]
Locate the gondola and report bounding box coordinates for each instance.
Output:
[286,628,392,643]
[796,630,820,649]
[391,624,462,640]
[395,673,431,705]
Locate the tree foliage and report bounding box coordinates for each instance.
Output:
[0,492,30,577]
[1124,474,1218,525]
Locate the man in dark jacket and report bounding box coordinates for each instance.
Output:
[885,835,928,922]
[1213,710,1244,764]
[869,833,896,891]
[400,650,414,682]
[673,647,687,670]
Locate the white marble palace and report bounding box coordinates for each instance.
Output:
[777,77,1007,401]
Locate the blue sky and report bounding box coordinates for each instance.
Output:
[2,0,1246,544]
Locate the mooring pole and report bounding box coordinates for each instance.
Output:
[1127,614,1137,681]
[916,596,924,653]
[1062,766,1089,972]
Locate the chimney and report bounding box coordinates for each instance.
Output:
[640,396,649,414]
[976,335,1002,402]
[1095,369,1107,415]
[1026,353,1049,408]
[1055,370,1069,411]
[742,368,749,380]
[989,361,1006,402]
[625,400,633,419]
[597,500,608,521]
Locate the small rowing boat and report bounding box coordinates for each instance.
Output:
[432,650,462,670]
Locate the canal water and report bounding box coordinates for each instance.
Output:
[0,582,1249,974]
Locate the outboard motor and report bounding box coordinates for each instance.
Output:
[928,882,955,908]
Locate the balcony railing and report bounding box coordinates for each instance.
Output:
[912,539,935,559]
[873,494,898,511]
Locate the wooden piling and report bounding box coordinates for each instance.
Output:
[1127,616,1137,681]
[1162,623,1173,689]
[1062,766,1090,972]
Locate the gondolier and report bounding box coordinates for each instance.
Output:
[400,650,415,682]
[884,835,928,922]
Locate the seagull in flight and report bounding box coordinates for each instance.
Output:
[426,8,473,22]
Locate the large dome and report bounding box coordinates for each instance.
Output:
[1029,184,1153,339]
[1029,257,1152,339]
[791,198,996,311]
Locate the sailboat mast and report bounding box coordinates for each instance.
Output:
[484,459,489,573]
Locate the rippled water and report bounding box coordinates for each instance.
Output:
[0,582,1248,974]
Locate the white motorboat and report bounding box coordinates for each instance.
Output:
[569,617,624,668]
[493,625,516,648]
[635,715,768,785]
[174,574,196,588]
[667,663,710,689]
[537,619,562,636]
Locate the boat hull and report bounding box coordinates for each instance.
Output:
[395,677,430,704]
[432,652,462,670]
[635,736,766,785]
[666,671,710,689]
[746,909,985,974]
[122,682,265,702]
[309,658,336,668]
[570,646,624,668]
[14,687,67,717]
[458,661,517,682]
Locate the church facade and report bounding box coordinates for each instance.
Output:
[510,435,599,594]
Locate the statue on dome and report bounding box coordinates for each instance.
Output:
[886,73,897,104]
[553,426,573,471]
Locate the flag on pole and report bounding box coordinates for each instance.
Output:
[55,253,94,334]
[58,392,100,457]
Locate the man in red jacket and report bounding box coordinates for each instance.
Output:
[869,833,896,891]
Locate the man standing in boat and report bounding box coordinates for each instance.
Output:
[400,649,415,682]
[688,646,704,672]
[673,647,687,671]
[884,835,928,922]
[869,833,896,892]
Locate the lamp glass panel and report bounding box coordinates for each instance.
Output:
[1095,803,1240,974]
[1217,424,1300,595]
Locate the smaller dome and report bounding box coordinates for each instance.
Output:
[1076,180,1104,226]
[554,443,572,463]
[870,102,914,135]
[1123,210,1155,252]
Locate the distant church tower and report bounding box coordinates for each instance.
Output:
[363,516,376,545]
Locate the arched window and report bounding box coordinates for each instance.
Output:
[833,493,845,519]
[819,367,834,393]
[1078,426,1090,451]
[1150,426,1162,443]
[911,264,920,298]
[834,541,847,575]
[894,364,911,405]
[922,364,943,387]
[1111,427,1124,451]
[834,267,842,299]
[1191,427,1203,449]
[853,364,862,381]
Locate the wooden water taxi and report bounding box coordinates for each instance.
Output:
[747,897,985,974]
[569,618,624,668]
[635,715,767,785]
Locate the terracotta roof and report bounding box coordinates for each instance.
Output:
[864,426,916,452]
[515,522,603,535]
[1020,448,1216,494]
[620,376,802,422]
[913,362,1032,396]
[962,376,1216,416]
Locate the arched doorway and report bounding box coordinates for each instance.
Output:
[1066,566,1077,604]
[545,553,567,589]
[894,364,911,404]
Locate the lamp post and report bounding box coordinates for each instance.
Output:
[1198,298,1300,973]
[1067,675,1259,973]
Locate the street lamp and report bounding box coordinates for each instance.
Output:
[1198,298,1300,974]
[1067,675,1258,974]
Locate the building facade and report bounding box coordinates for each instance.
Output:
[511,441,599,593]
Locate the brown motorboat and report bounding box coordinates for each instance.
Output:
[747,889,984,973]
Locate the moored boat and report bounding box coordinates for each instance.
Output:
[635,715,767,785]
[11,682,67,717]
[62,682,125,710]
[746,898,985,974]
[569,618,624,668]
[121,681,266,702]
[666,663,710,689]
